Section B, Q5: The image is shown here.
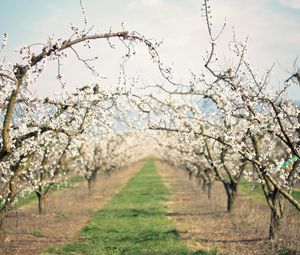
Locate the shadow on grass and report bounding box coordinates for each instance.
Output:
[166,211,227,217]
[196,237,266,244]
[99,207,166,218]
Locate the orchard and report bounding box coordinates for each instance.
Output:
[0,0,299,254]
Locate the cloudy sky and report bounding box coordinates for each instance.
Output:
[0,0,300,99]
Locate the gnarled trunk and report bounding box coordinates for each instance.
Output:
[224,181,237,212]
[268,191,284,240]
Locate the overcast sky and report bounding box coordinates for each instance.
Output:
[1,0,300,99]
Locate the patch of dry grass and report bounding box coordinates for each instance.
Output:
[157,162,300,255]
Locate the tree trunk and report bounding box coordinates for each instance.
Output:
[87,173,97,192]
[224,182,237,212]
[87,178,93,192]
[36,192,47,214]
[0,211,5,231]
[0,179,17,234]
[92,173,97,186]
[200,178,206,192]
[207,181,212,199]
[188,171,192,180]
[268,192,284,240]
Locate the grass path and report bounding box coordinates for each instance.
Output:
[47,160,210,255]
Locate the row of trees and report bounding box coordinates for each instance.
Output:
[134,0,300,240]
[1,0,299,243]
[0,5,163,230]
[78,131,157,192]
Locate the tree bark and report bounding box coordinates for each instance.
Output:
[0,211,5,231]
[36,192,47,214]
[224,182,237,212]
[268,192,284,240]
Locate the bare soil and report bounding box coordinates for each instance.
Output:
[0,161,143,255]
[157,161,300,255]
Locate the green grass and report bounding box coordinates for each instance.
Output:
[238,179,265,203]
[47,160,213,255]
[292,189,300,201]
[239,178,300,204]
[16,191,38,208]
[30,229,45,237]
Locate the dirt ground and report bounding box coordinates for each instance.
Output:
[0,161,143,255]
[157,161,300,255]
[1,161,299,255]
